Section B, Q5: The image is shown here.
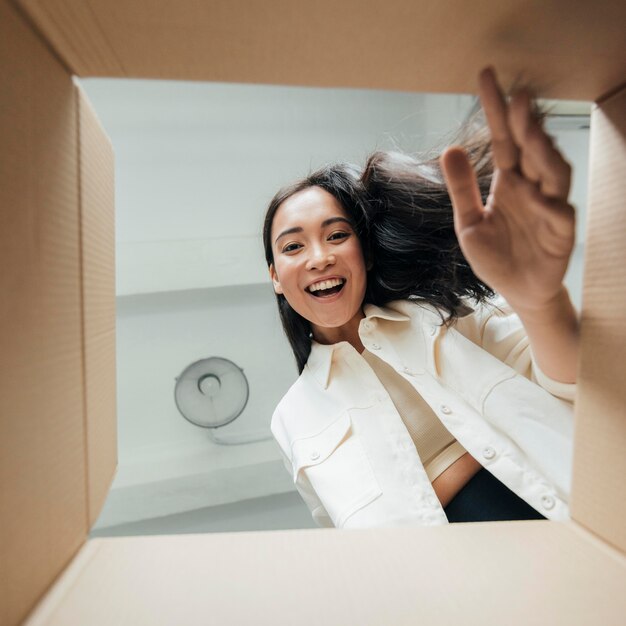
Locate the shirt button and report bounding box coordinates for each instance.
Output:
[363,321,374,331]
[310,450,320,461]
[541,495,555,510]
[482,446,496,460]
[371,343,381,350]
[440,405,452,414]
[403,367,424,377]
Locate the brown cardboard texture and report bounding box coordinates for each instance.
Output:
[1,2,96,625]
[17,0,626,100]
[20,525,626,626]
[571,87,626,552]
[1,0,625,624]
[1,0,117,622]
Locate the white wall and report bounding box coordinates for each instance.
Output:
[80,78,589,534]
[90,491,317,537]
[91,80,477,295]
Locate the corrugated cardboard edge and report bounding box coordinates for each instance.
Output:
[0,2,87,625]
[17,0,125,75]
[570,84,626,554]
[22,541,103,626]
[75,82,118,527]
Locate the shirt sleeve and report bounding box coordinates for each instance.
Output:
[457,295,577,404]
[271,407,333,527]
[278,448,334,528]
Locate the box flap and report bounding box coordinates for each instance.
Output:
[76,84,117,527]
[24,522,626,625]
[0,2,86,626]
[571,85,626,553]
[18,0,626,100]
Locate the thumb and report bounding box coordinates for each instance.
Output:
[440,147,484,232]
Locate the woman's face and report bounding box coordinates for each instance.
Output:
[269,186,368,333]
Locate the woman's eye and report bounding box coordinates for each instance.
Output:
[282,243,301,253]
[329,232,349,241]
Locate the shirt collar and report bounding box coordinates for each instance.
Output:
[363,302,412,323]
[306,303,411,389]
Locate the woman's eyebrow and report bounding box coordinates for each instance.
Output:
[274,216,352,245]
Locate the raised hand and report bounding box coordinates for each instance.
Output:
[440,67,576,313]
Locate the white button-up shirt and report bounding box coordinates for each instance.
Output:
[271,297,576,529]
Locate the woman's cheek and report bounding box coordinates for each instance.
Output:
[283,263,302,301]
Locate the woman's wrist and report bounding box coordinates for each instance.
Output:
[507,285,578,327]
[508,285,580,384]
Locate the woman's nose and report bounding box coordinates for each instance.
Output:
[306,247,336,271]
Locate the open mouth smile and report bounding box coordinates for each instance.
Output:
[305,277,346,299]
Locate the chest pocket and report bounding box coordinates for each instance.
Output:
[291,410,382,528]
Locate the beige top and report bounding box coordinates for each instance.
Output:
[362,348,467,482]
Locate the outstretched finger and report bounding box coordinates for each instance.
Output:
[509,91,571,200]
[478,67,519,171]
[440,147,484,233]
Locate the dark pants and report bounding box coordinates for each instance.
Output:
[444,467,547,523]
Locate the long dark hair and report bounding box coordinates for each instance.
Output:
[263,107,496,374]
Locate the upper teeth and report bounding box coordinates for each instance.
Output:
[308,278,345,292]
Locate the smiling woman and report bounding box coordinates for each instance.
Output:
[269,186,369,351]
[263,162,373,369]
[262,68,578,529]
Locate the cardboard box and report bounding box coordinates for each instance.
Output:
[1,0,625,624]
